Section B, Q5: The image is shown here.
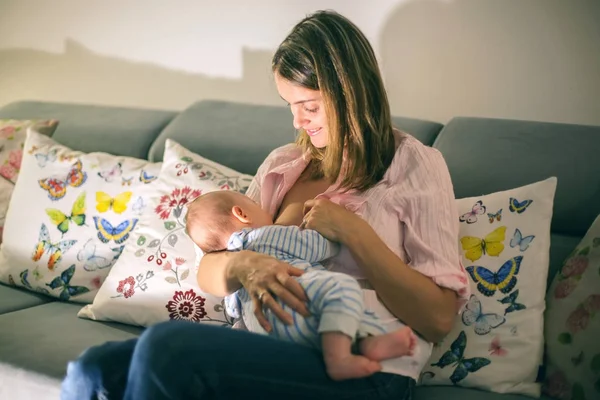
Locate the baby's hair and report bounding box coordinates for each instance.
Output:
[186,191,239,254]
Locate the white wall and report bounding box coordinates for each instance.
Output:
[0,0,598,125]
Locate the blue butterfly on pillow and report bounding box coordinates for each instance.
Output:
[46,264,90,301]
[509,198,533,214]
[466,256,523,297]
[487,209,502,224]
[93,216,138,244]
[461,294,505,335]
[498,290,527,315]
[19,269,50,295]
[430,330,491,384]
[510,228,535,252]
[139,169,157,184]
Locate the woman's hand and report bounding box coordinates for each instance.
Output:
[229,250,310,332]
[301,199,365,243]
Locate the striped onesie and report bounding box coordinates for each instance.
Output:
[224,225,386,349]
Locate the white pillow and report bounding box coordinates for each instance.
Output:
[543,213,600,400]
[0,130,161,303]
[420,177,557,398]
[78,139,253,327]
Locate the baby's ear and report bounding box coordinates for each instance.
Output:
[232,205,251,223]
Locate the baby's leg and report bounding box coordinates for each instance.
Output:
[359,327,417,361]
[321,332,381,381]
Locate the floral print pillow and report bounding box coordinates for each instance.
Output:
[544,214,600,400]
[0,119,59,243]
[78,139,253,327]
[0,119,59,183]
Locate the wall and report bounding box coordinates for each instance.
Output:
[0,0,598,125]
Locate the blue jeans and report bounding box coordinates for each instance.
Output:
[61,321,415,400]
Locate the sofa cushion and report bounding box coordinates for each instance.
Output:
[433,117,600,239]
[414,386,554,400]
[0,101,177,159]
[0,283,53,315]
[0,302,142,379]
[148,100,443,174]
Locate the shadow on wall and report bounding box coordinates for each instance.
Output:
[0,39,282,111]
[380,0,600,125]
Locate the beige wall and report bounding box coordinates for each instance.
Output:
[0,0,598,125]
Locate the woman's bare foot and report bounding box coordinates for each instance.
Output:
[359,327,416,361]
[321,332,382,381]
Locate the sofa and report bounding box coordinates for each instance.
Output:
[0,99,598,400]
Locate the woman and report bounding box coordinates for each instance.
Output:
[61,10,469,400]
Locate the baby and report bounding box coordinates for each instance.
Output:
[185,190,416,381]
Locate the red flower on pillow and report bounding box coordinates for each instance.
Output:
[117,276,136,298]
[166,289,207,322]
[554,277,578,299]
[8,149,22,169]
[155,186,201,220]
[566,304,590,334]
[583,294,600,313]
[543,370,571,400]
[561,255,589,278]
[0,126,15,139]
[0,164,16,181]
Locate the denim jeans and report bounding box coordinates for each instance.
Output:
[60,321,415,400]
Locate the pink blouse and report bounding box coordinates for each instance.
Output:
[245,129,470,379]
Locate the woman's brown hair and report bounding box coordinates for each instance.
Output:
[272,10,396,192]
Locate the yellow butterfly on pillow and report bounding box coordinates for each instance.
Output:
[96,191,132,214]
[460,226,506,262]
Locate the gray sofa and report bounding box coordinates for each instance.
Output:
[0,99,599,400]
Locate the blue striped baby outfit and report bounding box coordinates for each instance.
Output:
[224,225,386,349]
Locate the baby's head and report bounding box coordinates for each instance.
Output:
[185,190,273,253]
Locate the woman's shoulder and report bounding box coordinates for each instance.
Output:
[387,129,449,182]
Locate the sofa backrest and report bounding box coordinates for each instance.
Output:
[2,99,598,288]
[0,101,177,160]
[147,100,444,175]
[433,117,600,284]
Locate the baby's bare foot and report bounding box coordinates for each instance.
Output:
[360,327,416,361]
[325,354,382,381]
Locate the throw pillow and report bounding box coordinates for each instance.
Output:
[0,130,161,303]
[78,138,253,327]
[420,177,557,398]
[543,214,600,400]
[0,119,59,184]
[0,119,59,243]
[0,177,12,243]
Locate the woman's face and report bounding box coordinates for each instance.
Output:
[275,73,328,148]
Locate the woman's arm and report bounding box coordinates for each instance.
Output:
[196,249,311,330]
[342,220,457,343]
[196,251,243,297]
[301,145,468,343]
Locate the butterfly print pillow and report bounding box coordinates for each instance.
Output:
[421,177,557,398]
[0,130,161,304]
